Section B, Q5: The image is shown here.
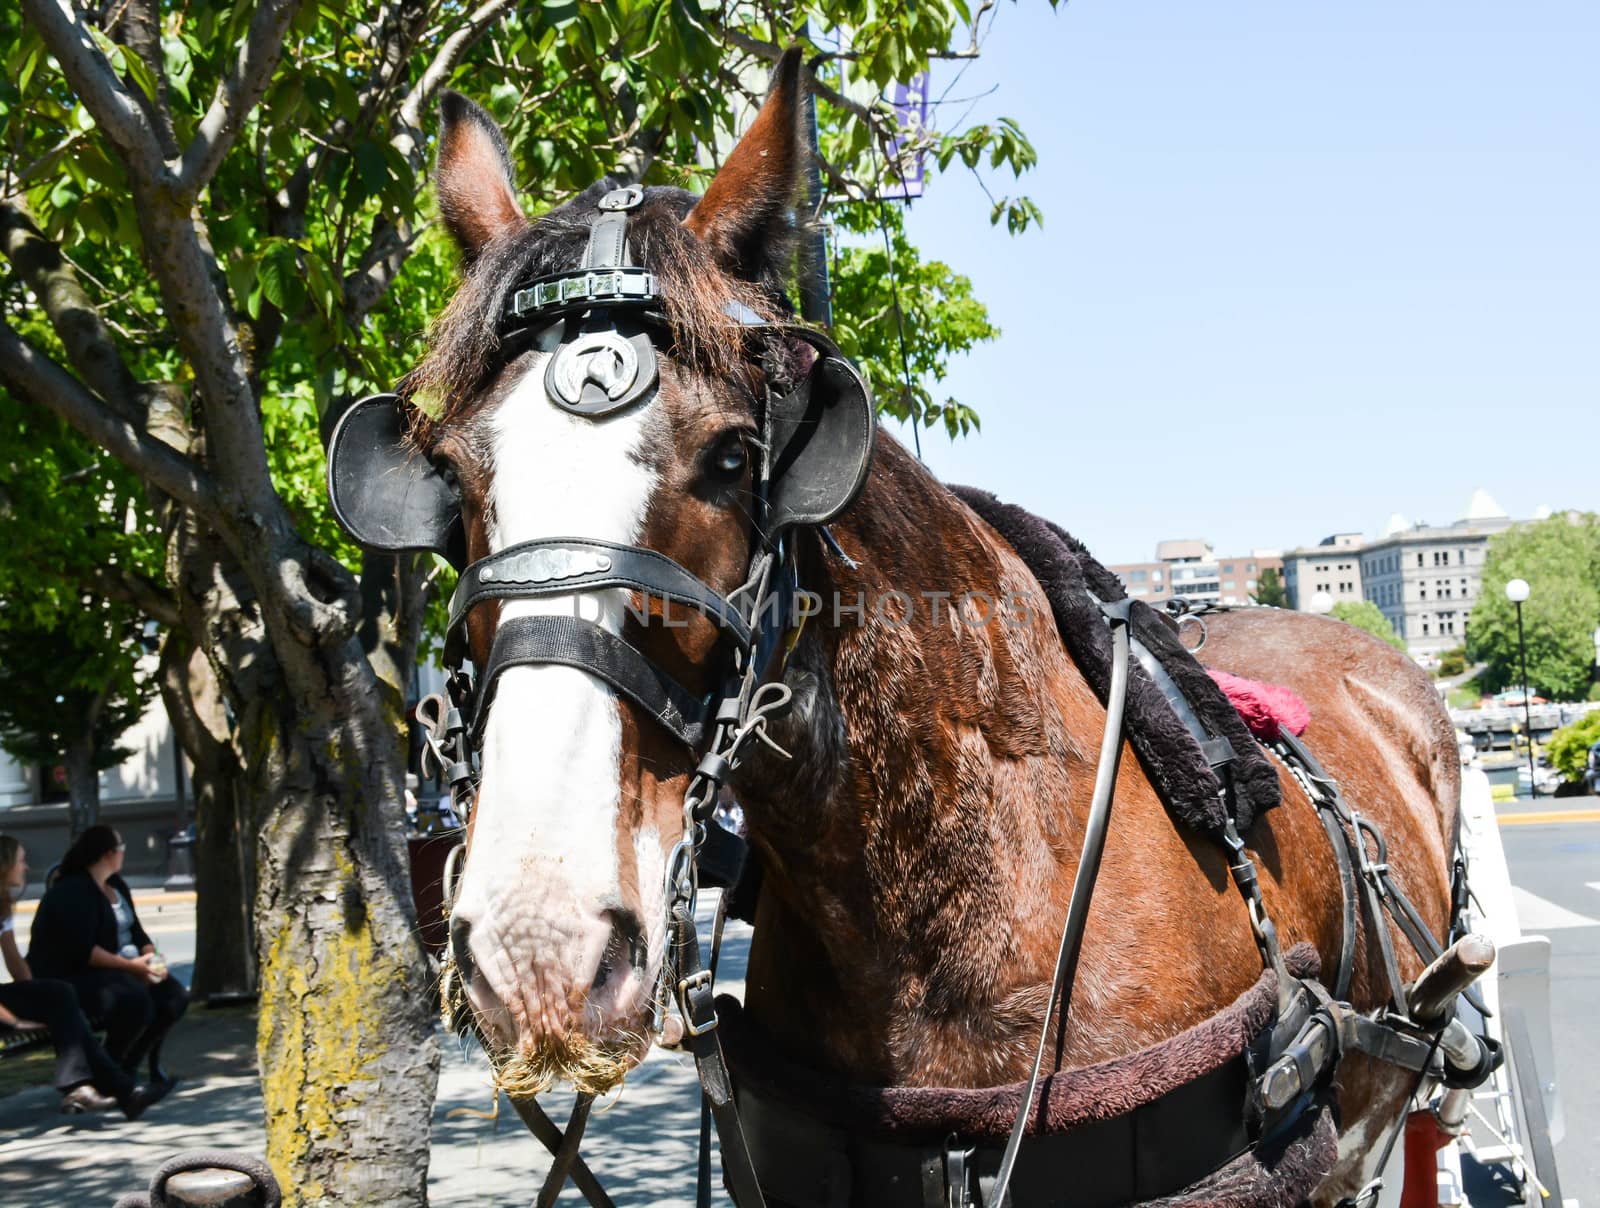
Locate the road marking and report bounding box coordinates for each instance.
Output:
[1497,808,1600,826]
[1511,886,1600,931]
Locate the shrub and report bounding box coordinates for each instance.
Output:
[1546,711,1600,782]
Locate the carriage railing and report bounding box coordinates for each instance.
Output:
[1432,762,1565,1204]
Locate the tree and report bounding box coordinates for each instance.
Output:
[0,390,163,836]
[1251,567,1288,608]
[1329,599,1407,651]
[831,204,999,438]
[0,3,1038,1199]
[0,173,256,998]
[0,607,154,837]
[1466,514,1600,702]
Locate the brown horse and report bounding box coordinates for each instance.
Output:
[416,56,1458,1204]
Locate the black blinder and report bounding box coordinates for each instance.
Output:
[762,337,877,540]
[326,393,465,568]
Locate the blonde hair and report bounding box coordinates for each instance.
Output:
[0,834,20,923]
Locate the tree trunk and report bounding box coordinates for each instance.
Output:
[63,734,99,840]
[251,652,438,1205]
[159,631,256,998]
[159,414,439,1202]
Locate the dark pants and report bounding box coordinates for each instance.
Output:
[0,978,135,1099]
[67,969,190,1078]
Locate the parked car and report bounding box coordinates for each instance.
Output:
[1517,762,1562,794]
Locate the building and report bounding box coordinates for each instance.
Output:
[1109,542,1283,608]
[0,693,187,881]
[1277,489,1526,659]
[1359,490,1515,656]
[1282,533,1365,612]
[0,655,450,882]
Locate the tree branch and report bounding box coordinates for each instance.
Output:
[108,0,181,158]
[177,0,306,196]
[398,0,516,134]
[935,0,996,59]
[89,565,181,628]
[721,28,881,126]
[0,322,224,524]
[340,0,514,320]
[0,199,143,423]
[19,0,173,191]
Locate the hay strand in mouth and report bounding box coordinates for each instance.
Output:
[491,1028,645,1100]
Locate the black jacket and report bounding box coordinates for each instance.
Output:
[26,871,151,980]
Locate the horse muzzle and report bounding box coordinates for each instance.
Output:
[449,894,655,1078]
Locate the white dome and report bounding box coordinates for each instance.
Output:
[1382,512,1410,537]
[1461,488,1507,522]
[1534,504,1552,520]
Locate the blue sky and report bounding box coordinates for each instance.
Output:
[882,1,1598,564]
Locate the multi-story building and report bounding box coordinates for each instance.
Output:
[1109,542,1283,608]
[1359,490,1515,655]
[1282,533,1365,612]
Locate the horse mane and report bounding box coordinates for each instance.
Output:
[404,182,782,444]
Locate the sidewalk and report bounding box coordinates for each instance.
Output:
[0,906,751,1207]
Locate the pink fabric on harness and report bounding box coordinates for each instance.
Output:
[1207,669,1310,741]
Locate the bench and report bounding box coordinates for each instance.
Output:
[0,1013,110,1060]
[0,1023,55,1058]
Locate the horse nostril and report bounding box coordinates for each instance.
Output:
[593,910,646,990]
[450,917,476,985]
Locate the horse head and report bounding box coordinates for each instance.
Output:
[397,51,839,1095]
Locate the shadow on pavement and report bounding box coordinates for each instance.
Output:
[0,1004,261,1206]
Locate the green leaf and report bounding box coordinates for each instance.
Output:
[353,139,389,201]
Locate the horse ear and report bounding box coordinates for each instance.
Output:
[684,48,807,283]
[436,91,528,262]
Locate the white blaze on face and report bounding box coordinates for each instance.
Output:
[454,352,660,1037]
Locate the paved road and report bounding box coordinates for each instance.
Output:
[2,800,1595,1207]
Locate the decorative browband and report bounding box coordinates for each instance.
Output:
[508,267,659,320]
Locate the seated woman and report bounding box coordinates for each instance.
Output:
[27,826,190,1088]
[0,833,166,1118]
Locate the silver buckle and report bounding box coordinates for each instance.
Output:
[598,184,645,211]
[677,970,718,1036]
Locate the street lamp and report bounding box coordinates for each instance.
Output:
[1504,578,1537,797]
[1309,590,1334,616]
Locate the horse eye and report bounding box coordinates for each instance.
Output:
[434,460,461,494]
[704,434,748,485]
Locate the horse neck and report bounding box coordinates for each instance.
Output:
[738,435,1105,1085]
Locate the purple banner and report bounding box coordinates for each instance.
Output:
[882,73,930,200]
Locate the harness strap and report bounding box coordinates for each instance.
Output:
[445,536,754,662]
[729,1056,1259,1208]
[585,186,642,266]
[474,615,709,749]
[671,904,769,1208]
[988,598,1134,1208]
[1271,735,1358,1000]
[1314,802,1359,1001]
[1130,636,1230,773]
